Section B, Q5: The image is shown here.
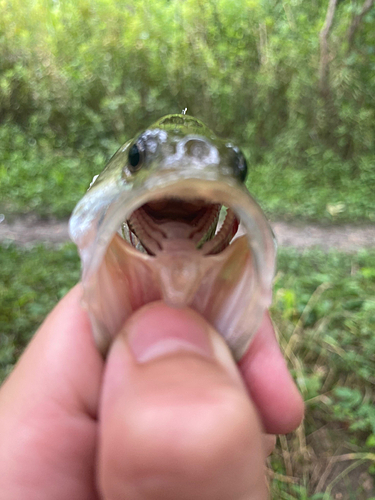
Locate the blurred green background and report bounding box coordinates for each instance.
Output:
[0,0,375,497]
[1,0,375,221]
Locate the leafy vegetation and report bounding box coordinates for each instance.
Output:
[0,243,80,380]
[270,248,375,498]
[0,0,375,221]
[1,0,374,497]
[1,243,374,496]
[1,123,374,221]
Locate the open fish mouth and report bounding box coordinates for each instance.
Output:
[70,174,276,359]
[123,199,239,256]
[71,178,277,360]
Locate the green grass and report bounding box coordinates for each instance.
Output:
[0,125,117,219]
[248,162,375,224]
[1,131,374,222]
[1,243,374,497]
[270,248,375,498]
[1,0,375,227]
[0,243,80,380]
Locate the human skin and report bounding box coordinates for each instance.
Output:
[0,284,304,500]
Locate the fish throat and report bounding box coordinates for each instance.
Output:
[124,199,240,257]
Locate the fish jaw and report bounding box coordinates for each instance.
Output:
[84,231,266,359]
[70,174,276,359]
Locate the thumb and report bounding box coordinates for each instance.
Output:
[98,302,269,500]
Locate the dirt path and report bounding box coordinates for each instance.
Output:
[1,216,374,251]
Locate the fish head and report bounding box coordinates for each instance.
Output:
[70,114,276,359]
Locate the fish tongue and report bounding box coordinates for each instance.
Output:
[153,247,207,307]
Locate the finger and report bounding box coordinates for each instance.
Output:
[239,313,305,434]
[98,302,269,500]
[263,435,276,457]
[0,285,103,500]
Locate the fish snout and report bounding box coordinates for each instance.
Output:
[183,138,213,160]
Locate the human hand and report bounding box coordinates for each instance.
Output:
[0,285,303,500]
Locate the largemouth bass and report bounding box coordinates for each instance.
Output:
[69,114,276,359]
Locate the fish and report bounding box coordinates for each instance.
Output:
[69,114,276,359]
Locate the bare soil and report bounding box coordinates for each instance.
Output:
[1,215,374,251]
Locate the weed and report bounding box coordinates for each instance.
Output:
[1,245,374,496]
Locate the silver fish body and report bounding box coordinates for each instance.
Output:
[69,114,276,359]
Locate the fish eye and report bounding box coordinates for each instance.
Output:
[232,149,248,183]
[128,143,143,172]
